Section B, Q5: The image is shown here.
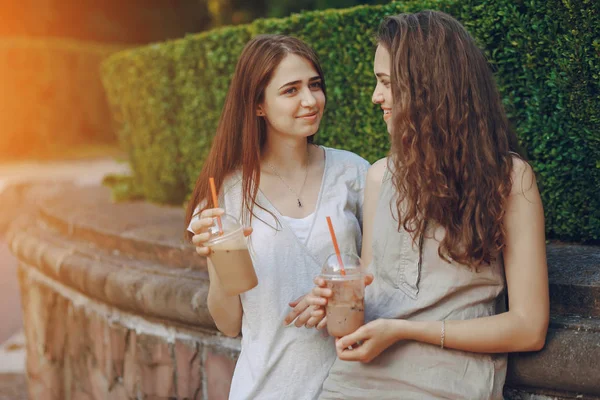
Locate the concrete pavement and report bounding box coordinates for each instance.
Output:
[0,157,130,193]
[0,332,25,374]
[0,241,21,345]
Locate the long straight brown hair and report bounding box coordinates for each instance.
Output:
[185,35,326,239]
[377,11,524,267]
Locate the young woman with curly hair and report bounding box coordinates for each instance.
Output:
[293,11,549,399]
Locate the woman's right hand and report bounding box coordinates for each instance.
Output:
[190,208,253,256]
[190,208,225,256]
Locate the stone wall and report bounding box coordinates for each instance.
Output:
[18,263,238,400]
[8,185,242,400]
[7,184,600,399]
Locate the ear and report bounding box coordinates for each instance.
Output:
[256,106,265,116]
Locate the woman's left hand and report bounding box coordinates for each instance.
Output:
[335,319,404,363]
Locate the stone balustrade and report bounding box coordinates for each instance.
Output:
[6,184,600,400]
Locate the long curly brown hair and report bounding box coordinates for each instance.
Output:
[377,11,524,267]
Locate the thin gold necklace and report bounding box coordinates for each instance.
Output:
[265,148,310,208]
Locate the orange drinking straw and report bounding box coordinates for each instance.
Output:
[209,177,223,235]
[326,216,346,276]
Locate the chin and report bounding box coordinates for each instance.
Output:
[300,126,320,138]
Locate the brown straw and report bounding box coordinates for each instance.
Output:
[209,177,223,235]
[326,216,346,276]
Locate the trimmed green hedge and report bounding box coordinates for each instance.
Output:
[452,0,600,242]
[101,0,600,242]
[0,38,128,159]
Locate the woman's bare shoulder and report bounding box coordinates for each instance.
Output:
[367,157,388,185]
[510,156,537,197]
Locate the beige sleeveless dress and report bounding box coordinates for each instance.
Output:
[320,165,507,400]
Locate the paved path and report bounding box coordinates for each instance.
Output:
[0,158,130,193]
[0,241,20,345]
[0,374,27,400]
[0,333,25,374]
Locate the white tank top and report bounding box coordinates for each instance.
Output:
[280,213,315,245]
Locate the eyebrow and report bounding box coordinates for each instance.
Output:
[375,72,390,78]
[278,76,321,90]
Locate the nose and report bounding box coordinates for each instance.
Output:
[372,86,384,105]
[300,88,317,108]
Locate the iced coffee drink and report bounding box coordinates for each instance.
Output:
[205,214,258,296]
[326,278,364,337]
[321,253,364,337]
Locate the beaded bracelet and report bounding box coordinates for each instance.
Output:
[440,320,446,349]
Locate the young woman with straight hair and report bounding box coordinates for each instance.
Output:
[185,34,369,399]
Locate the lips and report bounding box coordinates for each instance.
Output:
[382,108,392,121]
[297,112,318,118]
[297,111,319,123]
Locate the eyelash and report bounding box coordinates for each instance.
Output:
[284,81,322,95]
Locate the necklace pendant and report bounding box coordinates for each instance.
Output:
[297,199,302,208]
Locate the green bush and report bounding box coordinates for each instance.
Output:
[452,0,600,241]
[0,38,128,159]
[101,0,600,242]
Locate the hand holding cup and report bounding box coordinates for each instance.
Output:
[191,208,252,256]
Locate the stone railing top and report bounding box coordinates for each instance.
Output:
[546,244,600,318]
[6,183,600,324]
[546,244,600,285]
[38,185,204,270]
[8,184,600,314]
[7,184,212,331]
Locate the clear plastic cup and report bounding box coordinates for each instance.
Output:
[321,253,364,337]
[205,214,258,296]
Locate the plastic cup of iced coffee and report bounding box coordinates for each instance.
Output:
[321,253,364,337]
[204,214,258,296]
